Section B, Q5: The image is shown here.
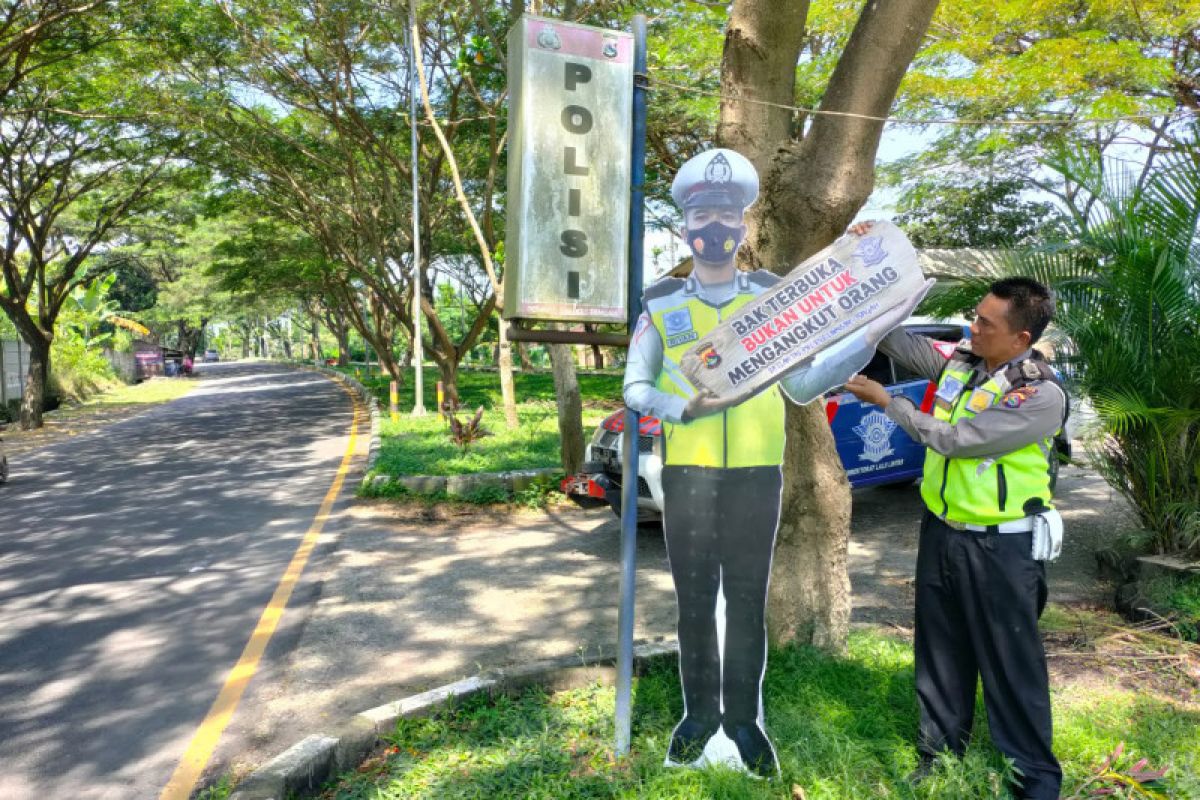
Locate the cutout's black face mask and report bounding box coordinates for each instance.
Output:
[687,221,743,261]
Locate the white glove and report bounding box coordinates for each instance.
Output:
[1031,510,1063,561]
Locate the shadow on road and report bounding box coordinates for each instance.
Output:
[0,362,357,799]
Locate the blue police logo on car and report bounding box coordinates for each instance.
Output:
[853,410,897,463]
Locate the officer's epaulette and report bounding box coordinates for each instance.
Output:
[948,340,979,365]
[642,276,685,303]
[744,270,778,288]
[1006,354,1058,388]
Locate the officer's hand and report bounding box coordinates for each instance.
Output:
[864,278,937,345]
[847,220,877,237]
[683,389,751,422]
[844,374,891,408]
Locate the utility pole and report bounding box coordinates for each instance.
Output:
[408,0,426,416]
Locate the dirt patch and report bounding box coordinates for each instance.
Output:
[1044,608,1200,707]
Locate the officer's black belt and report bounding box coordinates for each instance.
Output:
[940,516,1036,535]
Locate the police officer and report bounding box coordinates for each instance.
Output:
[845,275,1066,799]
[623,149,923,777]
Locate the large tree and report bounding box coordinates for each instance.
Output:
[717,0,940,650]
[0,1,191,427]
[884,0,1200,218]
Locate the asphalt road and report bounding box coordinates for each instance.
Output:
[0,363,361,800]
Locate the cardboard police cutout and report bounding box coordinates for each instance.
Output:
[624,149,929,779]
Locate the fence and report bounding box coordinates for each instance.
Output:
[1,338,30,410]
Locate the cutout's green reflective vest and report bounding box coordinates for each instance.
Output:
[920,349,1063,524]
[648,284,785,468]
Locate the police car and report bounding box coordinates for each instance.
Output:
[564,321,969,520]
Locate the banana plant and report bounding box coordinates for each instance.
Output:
[68,274,121,349]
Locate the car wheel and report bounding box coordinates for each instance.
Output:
[0,455,7,485]
[604,480,661,526]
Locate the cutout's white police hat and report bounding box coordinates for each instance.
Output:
[670,148,759,211]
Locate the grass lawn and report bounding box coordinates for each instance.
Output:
[304,608,1198,800]
[339,366,625,477]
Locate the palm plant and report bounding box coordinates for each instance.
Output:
[920,142,1200,557]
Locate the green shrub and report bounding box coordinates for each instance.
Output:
[51,334,117,403]
[1141,574,1200,642]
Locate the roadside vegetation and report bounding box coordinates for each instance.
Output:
[295,608,1198,800]
[924,147,1200,561]
[343,367,623,478]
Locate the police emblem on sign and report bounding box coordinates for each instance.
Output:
[699,343,721,369]
[854,236,888,267]
[663,307,698,348]
[853,410,897,463]
[704,152,732,184]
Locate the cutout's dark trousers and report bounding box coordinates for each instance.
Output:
[915,512,1062,800]
[661,465,781,729]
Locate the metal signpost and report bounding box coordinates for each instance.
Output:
[502,11,647,757]
[409,0,426,416]
[614,14,647,757]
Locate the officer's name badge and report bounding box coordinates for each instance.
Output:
[663,308,698,348]
[966,388,996,413]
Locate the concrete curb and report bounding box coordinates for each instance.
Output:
[226,641,677,800]
[299,364,382,476]
[365,466,562,498]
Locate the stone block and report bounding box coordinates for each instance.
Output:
[398,475,446,495]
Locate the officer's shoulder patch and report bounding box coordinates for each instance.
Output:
[931,340,956,359]
[1001,385,1038,408]
[643,277,685,302]
[744,270,779,288]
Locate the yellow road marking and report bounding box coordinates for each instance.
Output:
[160,380,362,800]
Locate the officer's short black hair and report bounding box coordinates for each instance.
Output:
[989,277,1054,344]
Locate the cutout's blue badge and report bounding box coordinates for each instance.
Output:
[663,307,698,348]
[663,307,693,336]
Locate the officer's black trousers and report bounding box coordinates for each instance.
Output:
[661,465,781,730]
[915,512,1062,799]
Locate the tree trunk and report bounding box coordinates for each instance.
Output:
[281,336,293,360]
[516,341,533,371]
[720,0,940,653]
[437,358,460,408]
[334,320,350,366]
[548,341,585,475]
[309,316,322,364]
[18,333,51,430]
[583,324,604,369]
[497,318,518,429]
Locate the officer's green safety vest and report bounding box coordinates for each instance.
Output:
[649,288,784,468]
[920,349,1062,524]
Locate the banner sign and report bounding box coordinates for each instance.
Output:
[679,222,926,398]
[503,15,632,323]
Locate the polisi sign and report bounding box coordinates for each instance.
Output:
[504,15,632,323]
